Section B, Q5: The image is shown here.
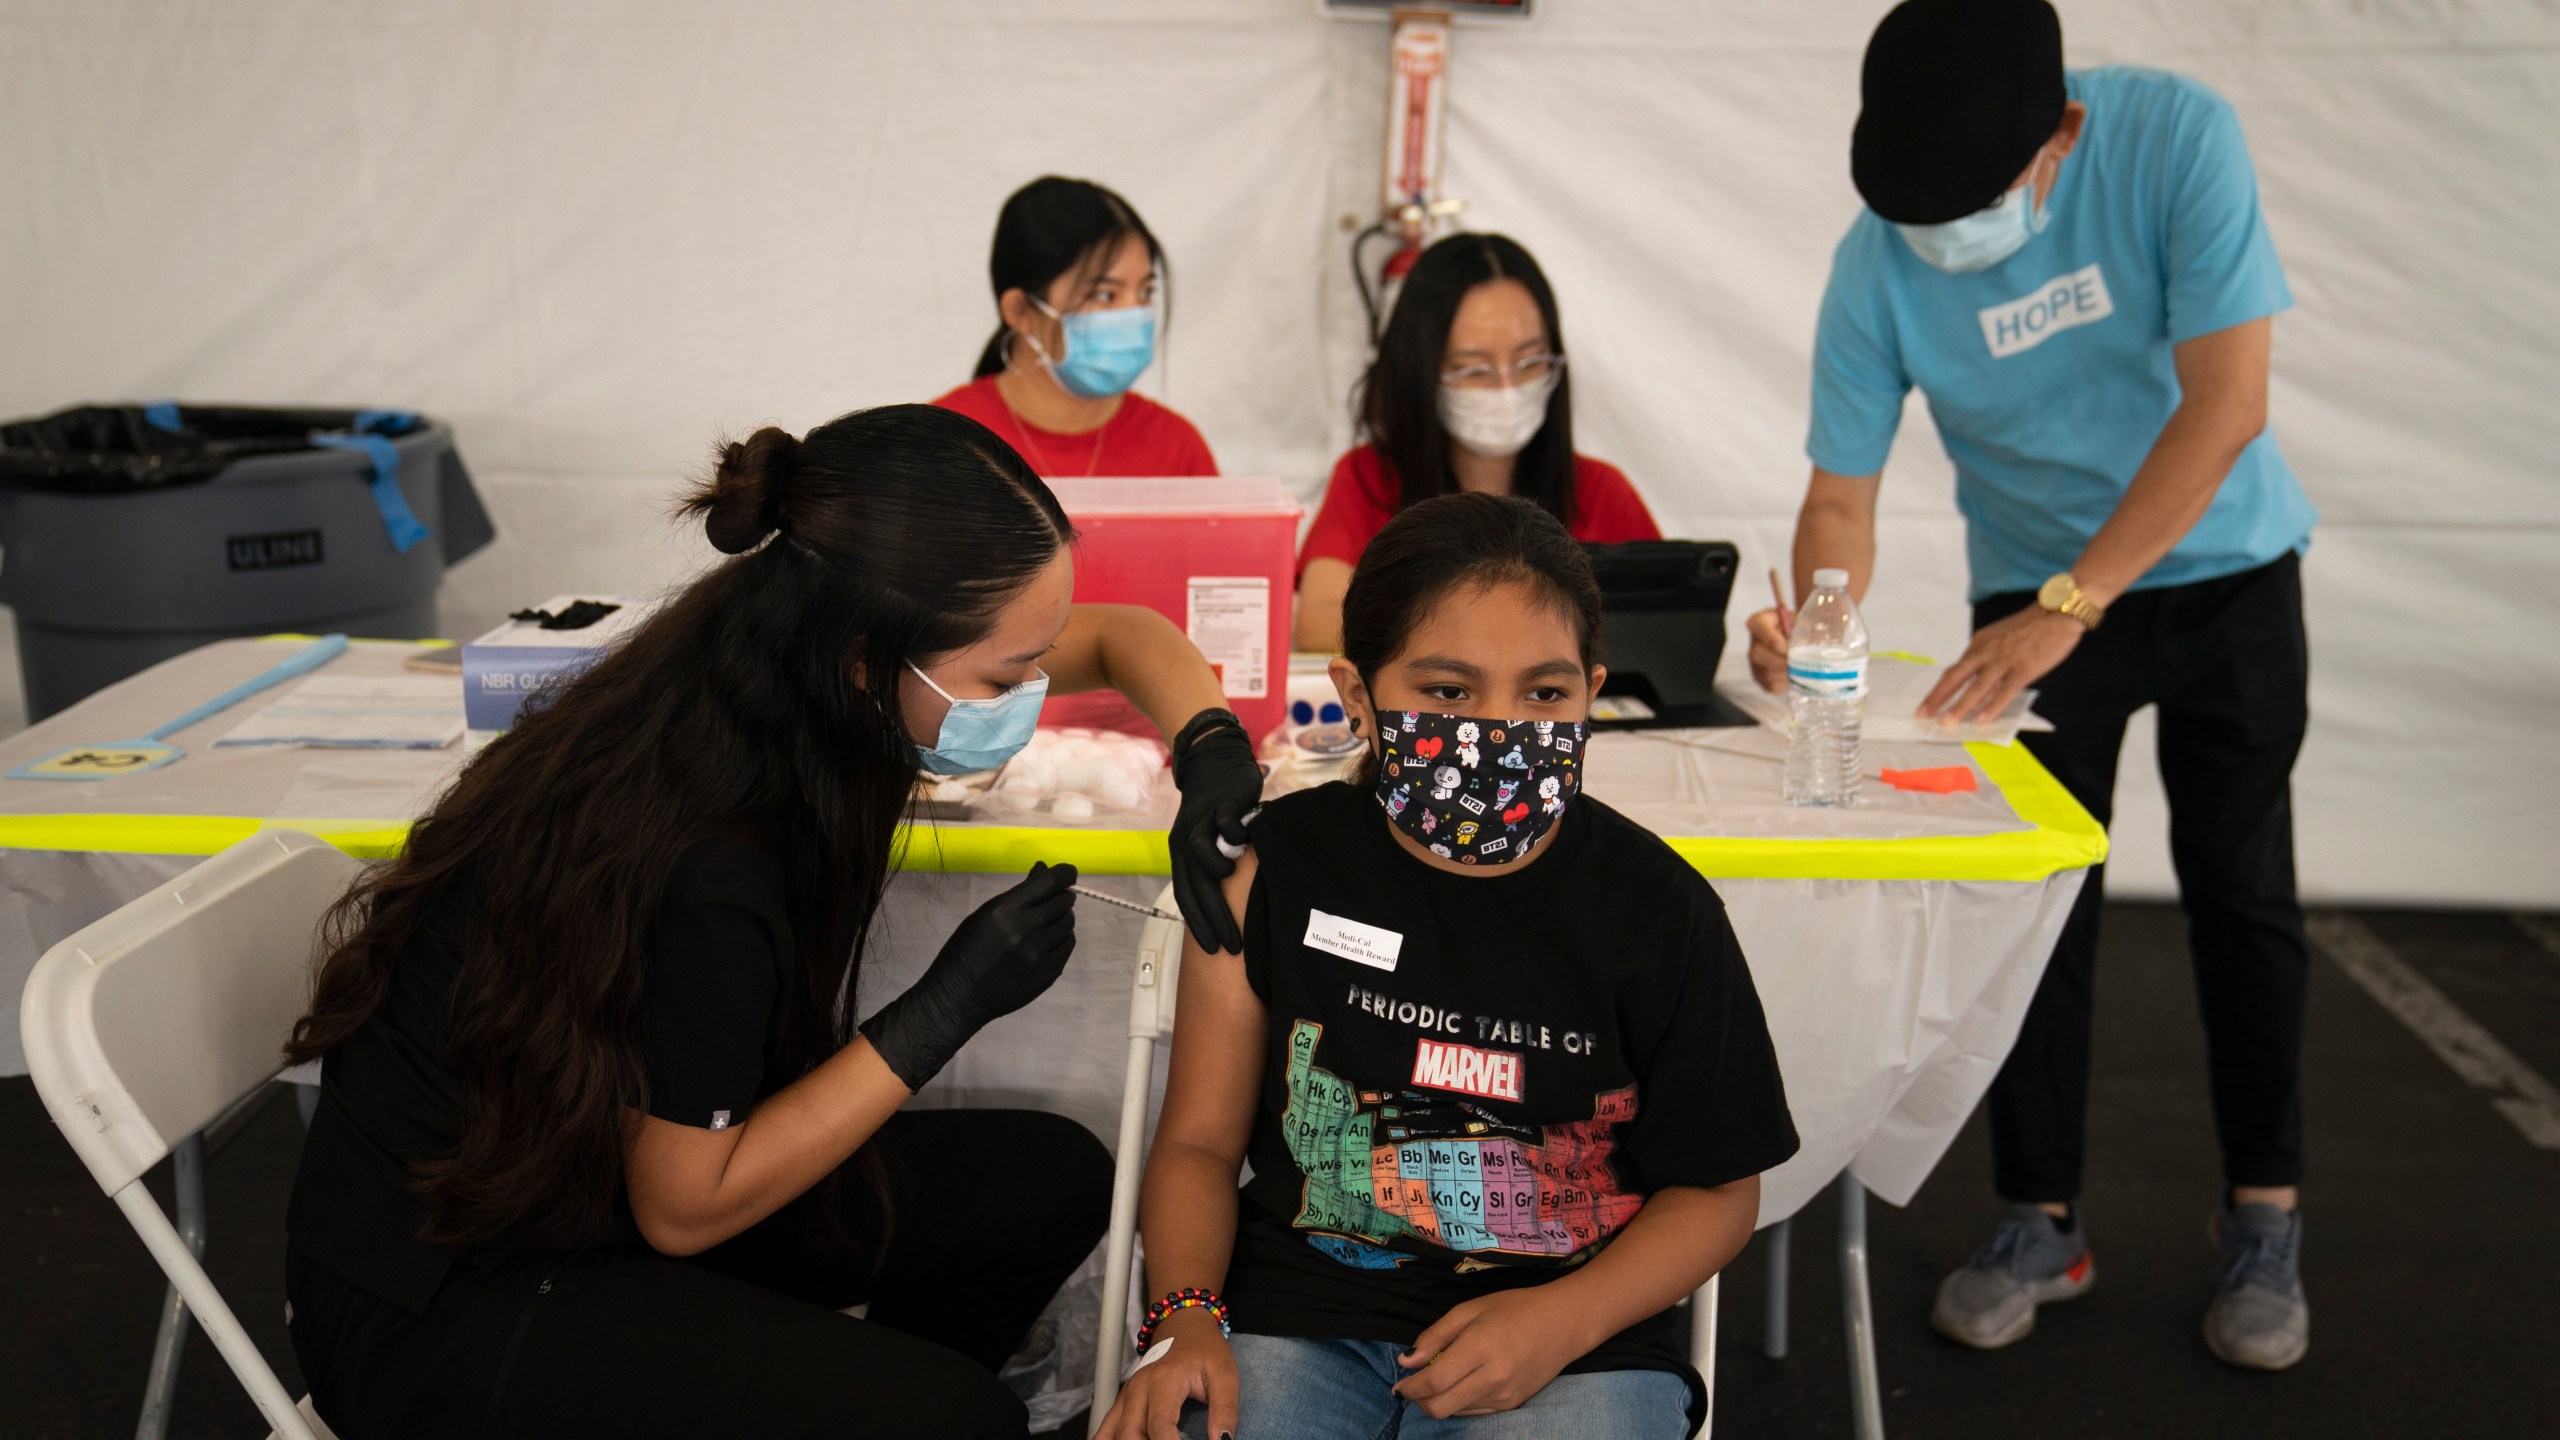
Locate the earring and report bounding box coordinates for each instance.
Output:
[1348,716,1361,733]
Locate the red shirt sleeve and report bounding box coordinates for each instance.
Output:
[1298,446,1398,576]
[1569,458,1662,543]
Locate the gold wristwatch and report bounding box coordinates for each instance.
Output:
[2037,572,2106,631]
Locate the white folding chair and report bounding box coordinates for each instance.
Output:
[1691,1271,1722,1437]
[20,829,359,1440]
[1091,884,1187,1435]
[1085,885,1724,1436]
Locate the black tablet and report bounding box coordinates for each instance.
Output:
[1582,540,1755,730]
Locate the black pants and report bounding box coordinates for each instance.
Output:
[288,1109,1113,1439]
[1983,553,2311,1204]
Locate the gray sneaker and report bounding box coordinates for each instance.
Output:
[1931,1203,2096,1350]
[2205,1202,2309,1370]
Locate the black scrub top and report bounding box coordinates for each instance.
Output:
[286,834,798,1311]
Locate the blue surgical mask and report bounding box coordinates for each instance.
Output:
[1896,156,2053,274]
[1030,299,1156,399]
[908,663,1049,776]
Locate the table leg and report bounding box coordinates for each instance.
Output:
[1764,1219,1791,1359]
[1837,1170,1886,1440]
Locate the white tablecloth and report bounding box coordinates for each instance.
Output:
[1,639,2097,1223]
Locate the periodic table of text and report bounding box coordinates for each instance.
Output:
[1280,1019,1644,1267]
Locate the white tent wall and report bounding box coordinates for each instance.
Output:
[1,1,2552,906]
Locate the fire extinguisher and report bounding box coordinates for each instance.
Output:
[1352,11,1468,343]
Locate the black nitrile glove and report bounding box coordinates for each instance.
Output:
[859,861,1079,1090]
[1169,708,1262,955]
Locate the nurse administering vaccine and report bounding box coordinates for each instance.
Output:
[1744,0,2320,1372]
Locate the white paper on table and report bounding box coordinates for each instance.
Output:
[215,674,465,749]
[1719,655,2051,745]
[273,749,471,818]
[1584,729,2031,839]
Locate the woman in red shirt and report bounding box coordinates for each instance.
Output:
[934,176,1218,478]
[1295,232,1657,650]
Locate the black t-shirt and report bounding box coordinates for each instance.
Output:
[1229,781,1799,1424]
[286,834,799,1311]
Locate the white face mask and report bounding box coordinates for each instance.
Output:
[1896,150,2055,274]
[1438,374,1557,459]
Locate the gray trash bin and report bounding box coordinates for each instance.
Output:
[0,404,495,721]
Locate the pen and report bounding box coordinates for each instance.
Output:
[1069,884,1183,924]
[1769,567,1795,634]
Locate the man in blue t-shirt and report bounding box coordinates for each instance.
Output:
[1744,0,2314,1371]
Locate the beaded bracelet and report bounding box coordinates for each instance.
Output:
[1136,1286,1231,1349]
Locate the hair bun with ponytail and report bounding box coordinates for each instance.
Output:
[698,426,802,554]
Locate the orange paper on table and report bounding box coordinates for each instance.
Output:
[1880,765,1979,795]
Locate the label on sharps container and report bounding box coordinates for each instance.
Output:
[1187,576,1270,699]
[1788,655,1868,700]
[1304,908,1403,972]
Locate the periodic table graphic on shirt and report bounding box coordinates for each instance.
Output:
[1281,1020,1642,1268]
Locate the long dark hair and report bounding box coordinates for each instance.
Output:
[1357,233,1578,527]
[1339,493,1603,786]
[973,175,1169,379]
[287,404,1072,1251]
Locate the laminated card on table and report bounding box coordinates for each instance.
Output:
[215,674,464,750]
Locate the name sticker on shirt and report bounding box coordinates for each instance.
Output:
[1978,263,2115,359]
[1304,908,1404,972]
[1412,1037,1525,1103]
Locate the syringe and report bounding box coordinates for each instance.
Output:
[1069,885,1183,924]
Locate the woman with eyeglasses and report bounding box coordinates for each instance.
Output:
[1293,233,1659,652]
[935,175,1218,478]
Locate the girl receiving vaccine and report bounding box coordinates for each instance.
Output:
[936,175,1218,477]
[1099,494,1798,1440]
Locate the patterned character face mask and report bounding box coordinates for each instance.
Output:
[1372,711,1584,866]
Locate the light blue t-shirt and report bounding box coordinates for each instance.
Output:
[1808,66,2317,601]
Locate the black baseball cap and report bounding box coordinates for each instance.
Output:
[1851,0,2066,225]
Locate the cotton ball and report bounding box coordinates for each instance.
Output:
[1109,733,1165,765]
[996,788,1042,812]
[931,779,973,803]
[1097,772,1146,810]
[1008,755,1058,792]
[1050,793,1096,820]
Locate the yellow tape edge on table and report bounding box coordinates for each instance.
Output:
[0,744,2107,880]
[257,633,454,647]
[1659,742,2109,882]
[0,815,416,861]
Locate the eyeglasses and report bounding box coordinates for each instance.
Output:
[1439,353,1566,390]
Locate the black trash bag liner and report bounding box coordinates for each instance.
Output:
[0,403,422,495]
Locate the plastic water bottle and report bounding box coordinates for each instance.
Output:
[1785,568,1868,807]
